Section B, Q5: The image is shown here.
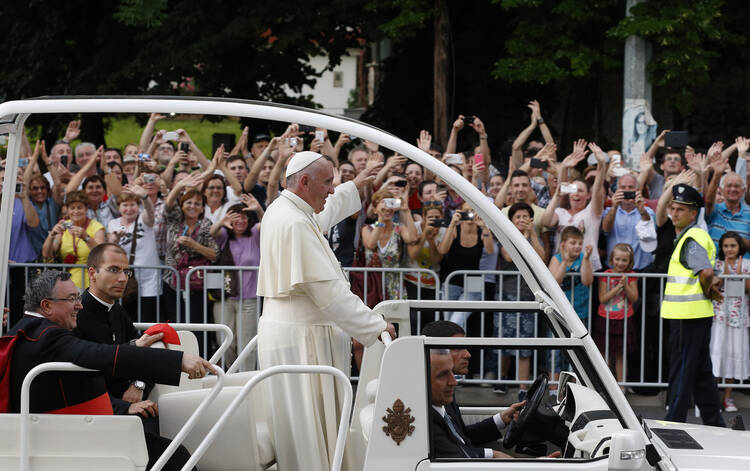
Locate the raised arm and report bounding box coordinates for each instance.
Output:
[581,246,593,286]
[266,141,294,205]
[210,212,235,239]
[65,145,103,194]
[437,211,461,255]
[215,146,243,196]
[124,183,155,227]
[177,128,210,169]
[245,137,278,191]
[445,116,464,155]
[160,150,184,188]
[587,141,608,218]
[396,186,418,244]
[18,177,40,228]
[477,218,494,254]
[373,155,407,190]
[655,171,694,226]
[165,173,204,209]
[231,126,249,157]
[24,140,44,186]
[704,150,729,217]
[548,254,567,284]
[139,114,165,152]
[469,116,491,166]
[494,162,514,209]
[531,101,554,147]
[510,104,539,170]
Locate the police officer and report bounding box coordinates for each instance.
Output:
[661,184,725,426]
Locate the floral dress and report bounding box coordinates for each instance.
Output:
[364,223,406,300]
[710,258,750,380]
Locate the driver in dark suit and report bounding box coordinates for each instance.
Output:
[425,321,561,459]
[430,348,521,458]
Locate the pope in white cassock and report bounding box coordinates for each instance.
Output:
[257,151,392,471]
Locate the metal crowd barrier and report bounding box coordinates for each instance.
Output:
[5,262,180,327]
[183,265,261,371]
[6,261,750,391]
[443,269,750,390]
[343,266,441,334]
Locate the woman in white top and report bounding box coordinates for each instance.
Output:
[542,141,608,271]
[199,147,244,224]
[107,184,162,322]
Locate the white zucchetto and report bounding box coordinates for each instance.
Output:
[285,151,323,178]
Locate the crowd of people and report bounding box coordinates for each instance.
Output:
[2,103,750,409]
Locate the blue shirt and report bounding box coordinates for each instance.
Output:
[29,197,60,256]
[602,205,656,270]
[555,252,589,320]
[10,198,37,263]
[707,201,750,253]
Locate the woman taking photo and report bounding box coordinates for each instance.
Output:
[210,194,264,370]
[42,190,105,288]
[162,173,218,334]
[361,188,418,300]
[438,202,494,328]
[404,201,445,333]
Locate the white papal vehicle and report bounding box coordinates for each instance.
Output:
[0,97,748,471]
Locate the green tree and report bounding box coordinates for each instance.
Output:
[609,0,746,112]
[0,0,372,142]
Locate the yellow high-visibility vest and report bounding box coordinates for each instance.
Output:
[661,226,716,319]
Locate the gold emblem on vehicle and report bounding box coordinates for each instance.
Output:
[382,398,415,445]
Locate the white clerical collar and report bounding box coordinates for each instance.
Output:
[88,290,114,311]
[432,405,446,417]
[281,190,314,216]
[24,311,44,318]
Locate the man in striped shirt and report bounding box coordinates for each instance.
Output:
[705,168,750,253]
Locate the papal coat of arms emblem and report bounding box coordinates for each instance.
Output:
[382,398,415,445]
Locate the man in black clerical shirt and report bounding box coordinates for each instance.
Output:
[75,243,162,416]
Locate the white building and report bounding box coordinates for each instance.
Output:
[291,48,364,116]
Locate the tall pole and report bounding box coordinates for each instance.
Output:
[622,0,652,170]
[433,0,450,148]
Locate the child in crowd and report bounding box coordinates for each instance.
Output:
[547,226,593,381]
[596,243,638,389]
[710,231,750,412]
[549,226,593,321]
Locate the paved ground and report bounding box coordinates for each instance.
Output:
[455,384,750,427]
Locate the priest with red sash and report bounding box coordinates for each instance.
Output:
[3,269,214,470]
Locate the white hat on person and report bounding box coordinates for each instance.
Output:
[285,151,323,178]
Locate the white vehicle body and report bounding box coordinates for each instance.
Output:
[0,97,748,470]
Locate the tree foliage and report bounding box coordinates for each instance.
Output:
[493,0,622,84]
[609,0,746,111]
[0,0,373,140]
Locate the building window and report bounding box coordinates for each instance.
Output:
[333,71,344,88]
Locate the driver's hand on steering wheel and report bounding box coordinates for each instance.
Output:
[501,400,526,426]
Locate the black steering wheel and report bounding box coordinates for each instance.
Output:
[502,374,549,450]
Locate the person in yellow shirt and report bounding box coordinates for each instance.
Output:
[42,190,105,288]
[661,183,724,427]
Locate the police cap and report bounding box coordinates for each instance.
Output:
[672,183,703,208]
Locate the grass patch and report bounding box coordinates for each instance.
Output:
[104,116,244,155]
